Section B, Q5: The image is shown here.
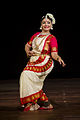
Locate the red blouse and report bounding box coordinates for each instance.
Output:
[27,32,58,55]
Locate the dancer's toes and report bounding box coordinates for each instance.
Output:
[29,105,35,111]
[38,104,53,110]
[34,103,40,110]
[30,103,40,111]
[49,104,53,109]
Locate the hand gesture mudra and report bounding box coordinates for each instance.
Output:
[58,57,66,67]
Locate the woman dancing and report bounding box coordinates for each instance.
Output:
[20,13,66,111]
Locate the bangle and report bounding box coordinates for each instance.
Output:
[57,57,59,61]
[57,56,61,61]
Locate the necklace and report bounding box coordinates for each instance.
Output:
[40,32,50,35]
[34,34,50,52]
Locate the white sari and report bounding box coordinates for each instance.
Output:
[20,33,54,105]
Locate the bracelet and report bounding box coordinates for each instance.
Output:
[57,56,61,61]
[57,57,59,61]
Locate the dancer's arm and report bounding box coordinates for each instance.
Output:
[25,43,35,57]
[51,52,66,67]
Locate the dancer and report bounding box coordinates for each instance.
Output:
[20,13,66,111]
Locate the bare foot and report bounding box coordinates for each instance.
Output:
[40,104,53,110]
[29,103,40,111]
[29,105,35,111]
[48,104,53,109]
[45,100,53,109]
[34,103,40,110]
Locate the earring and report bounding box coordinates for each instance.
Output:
[40,26,42,30]
[51,26,53,30]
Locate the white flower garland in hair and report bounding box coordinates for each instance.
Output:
[45,13,56,24]
[40,13,55,30]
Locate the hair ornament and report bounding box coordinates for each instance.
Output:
[45,13,56,24]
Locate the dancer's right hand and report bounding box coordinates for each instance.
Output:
[27,51,35,56]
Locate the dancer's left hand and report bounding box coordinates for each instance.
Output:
[58,58,66,67]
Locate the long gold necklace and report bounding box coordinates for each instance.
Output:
[34,34,49,51]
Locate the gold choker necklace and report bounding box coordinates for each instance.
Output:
[40,32,50,35]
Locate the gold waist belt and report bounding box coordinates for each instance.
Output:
[32,53,50,56]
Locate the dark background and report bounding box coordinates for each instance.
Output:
[1,6,80,80]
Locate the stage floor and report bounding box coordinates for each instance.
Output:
[0,78,80,120]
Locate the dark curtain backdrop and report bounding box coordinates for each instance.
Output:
[1,7,80,80]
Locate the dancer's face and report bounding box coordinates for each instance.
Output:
[41,18,52,32]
